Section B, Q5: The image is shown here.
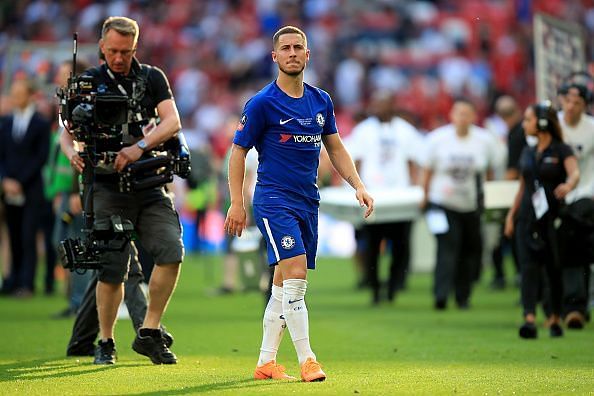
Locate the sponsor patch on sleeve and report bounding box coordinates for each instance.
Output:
[237,113,247,131]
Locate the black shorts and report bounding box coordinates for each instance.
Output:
[93,182,184,284]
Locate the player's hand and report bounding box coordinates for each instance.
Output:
[69,193,83,215]
[553,182,572,200]
[1,178,22,195]
[52,194,63,213]
[419,196,428,211]
[114,145,143,172]
[504,212,514,238]
[356,186,374,218]
[69,152,85,173]
[225,204,247,237]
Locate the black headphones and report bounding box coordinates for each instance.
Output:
[534,100,553,132]
[558,71,593,104]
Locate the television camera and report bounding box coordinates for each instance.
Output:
[56,33,191,272]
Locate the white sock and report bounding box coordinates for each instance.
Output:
[282,278,316,365]
[257,285,286,366]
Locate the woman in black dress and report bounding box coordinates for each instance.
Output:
[504,101,579,339]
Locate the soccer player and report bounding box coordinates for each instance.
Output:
[225,26,374,382]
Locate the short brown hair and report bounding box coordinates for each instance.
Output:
[272,26,307,49]
[101,16,139,44]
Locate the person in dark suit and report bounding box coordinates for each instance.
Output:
[0,78,50,297]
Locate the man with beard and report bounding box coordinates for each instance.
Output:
[225,26,374,382]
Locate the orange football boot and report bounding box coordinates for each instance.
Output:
[254,360,296,380]
[300,357,326,382]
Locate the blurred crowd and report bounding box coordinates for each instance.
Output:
[0,0,593,337]
[2,1,593,135]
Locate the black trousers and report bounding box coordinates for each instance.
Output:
[66,247,148,355]
[433,208,482,305]
[491,222,520,283]
[515,217,563,317]
[3,195,42,292]
[363,221,412,302]
[558,200,594,317]
[39,199,57,294]
[562,265,590,316]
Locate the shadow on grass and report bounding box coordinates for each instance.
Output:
[128,377,309,395]
[0,357,145,382]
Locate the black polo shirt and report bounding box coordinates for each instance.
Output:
[84,58,173,150]
[518,140,574,220]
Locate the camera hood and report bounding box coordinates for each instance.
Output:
[94,94,128,126]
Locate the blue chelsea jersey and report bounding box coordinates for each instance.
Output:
[233,81,338,212]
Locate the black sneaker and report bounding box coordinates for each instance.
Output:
[161,327,174,348]
[94,339,116,364]
[549,323,564,338]
[132,329,177,364]
[565,311,585,329]
[519,322,537,339]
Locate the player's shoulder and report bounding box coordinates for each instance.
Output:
[353,116,378,130]
[350,116,379,137]
[83,64,102,78]
[582,113,594,128]
[392,116,419,135]
[392,116,415,128]
[427,124,453,142]
[0,114,10,131]
[141,63,165,78]
[554,140,574,156]
[245,82,278,108]
[471,125,495,140]
[304,82,332,103]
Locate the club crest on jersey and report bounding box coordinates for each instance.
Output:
[237,113,247,131]
[280,235,296,250]
[316,113,325,127]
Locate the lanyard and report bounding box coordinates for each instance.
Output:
[104,67,136,142]
[105,67,136,103]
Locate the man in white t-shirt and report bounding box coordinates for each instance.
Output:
[558,84,594,329]
[346,91,422,304]
[421,98,496,310]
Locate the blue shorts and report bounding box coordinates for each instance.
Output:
[253,204,318,269]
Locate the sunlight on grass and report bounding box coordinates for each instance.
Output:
[1,254,593,395]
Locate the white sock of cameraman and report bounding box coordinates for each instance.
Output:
[257,285,286,366]
[282,278,315,365]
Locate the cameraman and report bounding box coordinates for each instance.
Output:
[60,16,183,365]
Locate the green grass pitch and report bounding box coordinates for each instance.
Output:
[1,254,593,395]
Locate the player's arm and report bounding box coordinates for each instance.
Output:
[408,160,420,186]
[554,154,579,199]
[60,127,85,173]
[225,143,250,236]
[142,99,181,150]
[504,175,525,238]
[322,133,374,218]
[420,167,433,210]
